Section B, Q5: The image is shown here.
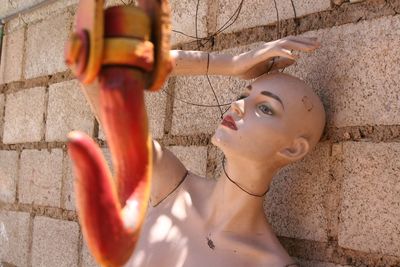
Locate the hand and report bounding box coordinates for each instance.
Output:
[231,36,320,80]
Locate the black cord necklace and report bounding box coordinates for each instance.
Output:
[222,158,269,198]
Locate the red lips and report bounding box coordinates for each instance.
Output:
[221,115,238,130]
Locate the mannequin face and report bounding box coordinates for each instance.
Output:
[212,73,325,166]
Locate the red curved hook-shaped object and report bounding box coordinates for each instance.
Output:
[65,1,172,266]
[68,69,152,266]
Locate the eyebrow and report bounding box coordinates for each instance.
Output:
[261,91,284,110]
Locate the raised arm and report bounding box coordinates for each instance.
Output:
[170,36,320,79]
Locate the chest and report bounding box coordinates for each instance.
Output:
[124,190,268,267]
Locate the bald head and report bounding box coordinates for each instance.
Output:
[251,72,325,152]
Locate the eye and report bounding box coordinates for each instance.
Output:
[258,104,274,115]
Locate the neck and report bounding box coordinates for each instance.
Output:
[205,156,276,234]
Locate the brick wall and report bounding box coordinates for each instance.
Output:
[0,0,399,266]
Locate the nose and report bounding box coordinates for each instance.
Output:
[231,99,244,118]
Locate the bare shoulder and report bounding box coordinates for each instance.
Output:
[150,141,187,206]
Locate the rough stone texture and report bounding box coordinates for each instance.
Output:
[32,216,79,267]
[64,148,112,210]
[288,15,400,127]
[145,91,167,139]
[168,146,208,177]
[0,151,19,203]
[5,0,78,33]
[46,80,94,141]
[338,142,400,256]
[291,0,332,17]
[171,44,260,135]
[170,0,208,45]
[265,142,330,242]
[293,258,353,267]
[0,211,30,267]
[0,28,25,84]
[215,0,330,34]
[3,87,46,144]
[24,10,72,79]
[82,240,99,267]
[0,0,51,19]
[19,149,63,207]
[63,155,76,211]
[216,0,293,34]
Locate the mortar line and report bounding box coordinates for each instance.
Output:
[279,236,400,265]
[1,202,78,221]
[14,149,21,203]
[0,93,6,143]
[41,85,49,142]
[162,77,177,136]
[93,118,99,139]
[1,70,74,95]
[59,149,68,210]
[206,0,219,42]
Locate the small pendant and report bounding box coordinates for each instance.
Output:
[206,236,215,250]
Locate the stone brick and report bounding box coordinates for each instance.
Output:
[63,154,75,211]
[19,149,63,207]
[0,211,30,267]
[170,0,208,45]
[168,146,208,177]
[145,91,167,139]
[215,0,331,34]
[216,0,293,34]
[5,0,78,33]
[338,142,400,256]
[171,44,258,135]
[0,28,25,84]
[64,148,112,210]
[0,151,19,203]
[0,0,49,19]
[32,216,79,267]
[291,0,332,17]
[24,11,72,79]
[287,15,400,127]
[82,240,99,267]
[46,80,94,141]
[3,87,46,144]
[265,142,330,242]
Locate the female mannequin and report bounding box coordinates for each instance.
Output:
[81,36,325,267]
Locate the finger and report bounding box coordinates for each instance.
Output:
[280,37,320,52]
[274,48,298,60]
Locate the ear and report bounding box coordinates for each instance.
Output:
[277,137,310,163]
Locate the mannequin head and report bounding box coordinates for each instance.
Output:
[212,72,325,172]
